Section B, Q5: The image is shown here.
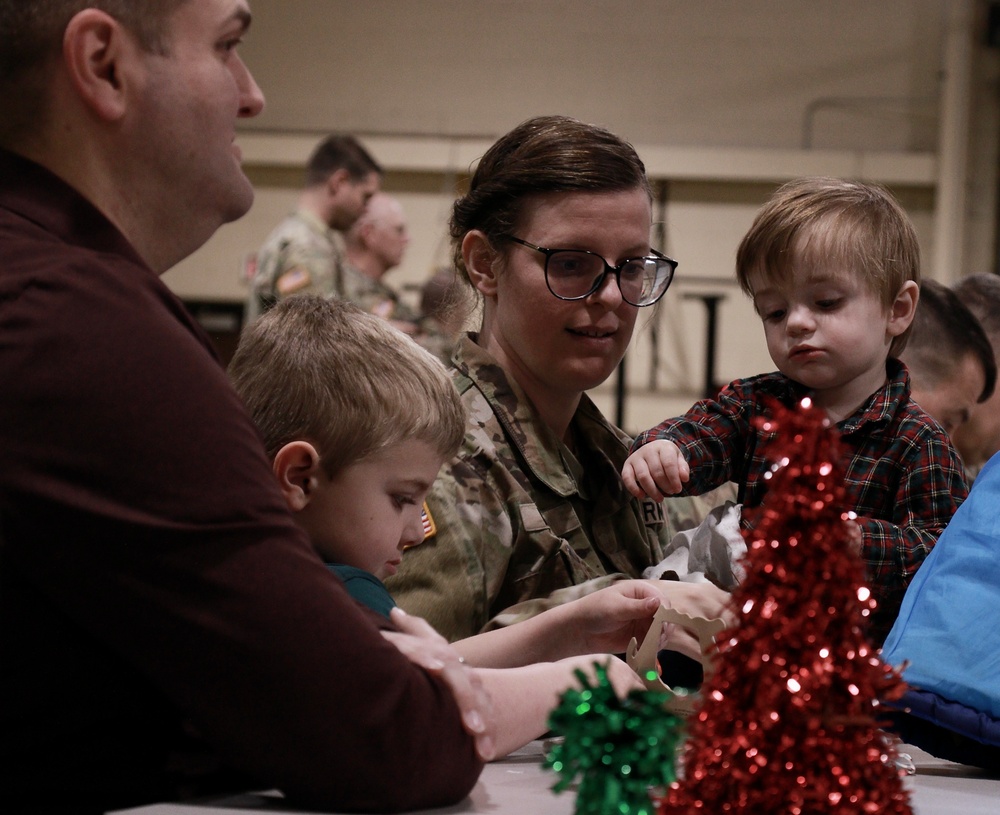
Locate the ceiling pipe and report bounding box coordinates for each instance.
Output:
[932,0,976,283]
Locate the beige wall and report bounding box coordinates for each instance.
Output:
[163,0,1000,431]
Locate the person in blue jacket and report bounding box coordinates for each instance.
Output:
[882,452,1000,768]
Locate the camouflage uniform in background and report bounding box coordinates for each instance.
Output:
[245,210,345,324]
[339,261,419,321]
[340,261,456,364]
[385,335,722,641]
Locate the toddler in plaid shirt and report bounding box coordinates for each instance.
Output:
[623,177,968,644]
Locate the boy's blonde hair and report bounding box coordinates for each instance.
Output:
[735,176,920,357]
[229,295,466,474]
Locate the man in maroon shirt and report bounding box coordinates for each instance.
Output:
[0,2,490,812]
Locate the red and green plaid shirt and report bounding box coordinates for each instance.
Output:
[631,359,968,644]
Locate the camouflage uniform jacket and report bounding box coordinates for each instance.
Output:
[245,209,344,323]
[385,335,717,641]
[339,261,418,321]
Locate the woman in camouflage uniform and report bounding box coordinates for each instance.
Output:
[386,115,727,641]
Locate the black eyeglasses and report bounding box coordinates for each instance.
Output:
[506,236,677,307]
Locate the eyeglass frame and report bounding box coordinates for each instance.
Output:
[504,236,677,307]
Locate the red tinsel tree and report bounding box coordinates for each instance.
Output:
[659,397,911,815]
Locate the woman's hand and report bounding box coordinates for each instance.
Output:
[644,580,734,661]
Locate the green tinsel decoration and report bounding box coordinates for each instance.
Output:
[543,663,684,815]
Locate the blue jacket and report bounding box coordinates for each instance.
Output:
[882,453,1000,766]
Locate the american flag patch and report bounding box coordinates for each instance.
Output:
[275,266,311,295]
[418,502,437,544]
[404,503,436,550]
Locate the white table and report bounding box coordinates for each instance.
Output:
[112,741,1000,814]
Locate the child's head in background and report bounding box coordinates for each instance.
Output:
[229,295,465,579]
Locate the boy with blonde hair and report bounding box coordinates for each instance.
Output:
[230,292,463,614]
[623,177,968,644]
[230,295,700,755]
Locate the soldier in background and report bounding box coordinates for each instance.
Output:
[343,192,461,362]
[246,134,380,324]
[953,273,1000,479]
[900,278,995,439]
[341,192,420,333]
[417,266,471,362]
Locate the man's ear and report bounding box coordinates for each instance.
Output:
[326,168,352,197]
[358,220,376,250]
[887,279,919,338]
[462,230,500,297]
[62,9,135,122]
[272,441,324,512]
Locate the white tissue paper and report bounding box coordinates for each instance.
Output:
[643,500,746,590]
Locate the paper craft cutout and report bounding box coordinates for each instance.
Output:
[625,604,727,715]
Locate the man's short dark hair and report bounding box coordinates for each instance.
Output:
[905,278,996,403]
[304,135,382,186]
[953,273,1000,341]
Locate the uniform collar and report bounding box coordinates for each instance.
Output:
[454,335,628,497]
[294,207,337,239]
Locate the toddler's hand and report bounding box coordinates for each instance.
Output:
[622,439,690,500]
[845,518,863,556]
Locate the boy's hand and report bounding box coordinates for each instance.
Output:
[563,654,646,698]
[384,607,497,761]
[576,583,733,663]
[622,439,690,500]
[570,581,664,655]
